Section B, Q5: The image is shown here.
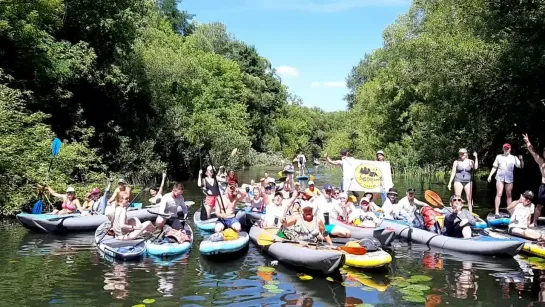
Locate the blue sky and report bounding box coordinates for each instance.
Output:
[181,0,411,111]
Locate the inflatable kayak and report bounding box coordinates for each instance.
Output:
[296,175,309,181]
[473,216,488,229]
[484,228,545,258]
[487,212,510,227]
[147,223,193,257]
[344,249,392,269]
[329,219,395,246]
[249,226,345,275]
[199,231,249,257]
[94,221,146,261]
[381,219,523,256]
[32,205,157,234]
[16,212,79,231]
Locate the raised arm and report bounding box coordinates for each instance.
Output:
[46,186,65,199]
[523,133,545,165]
[472,152,478,170]
[324,153,342,166]
[197,170,203,188]
[158,172,167,196]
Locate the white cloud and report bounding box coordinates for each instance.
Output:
[276,65,300,78]
[311,81,346,88]
[249,0,409,13]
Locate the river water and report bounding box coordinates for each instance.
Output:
[1,166,544,306]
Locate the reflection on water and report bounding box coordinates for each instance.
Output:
[4,166,545,306]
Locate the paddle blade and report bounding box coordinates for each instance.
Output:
[230,148,238,157]
[309,174,315,181]
[277,171,283,177]
[51,138,62,157]
[257,233,276,246]
[338,246,367,255]
[425,190,444,208]
[32,199,43,214]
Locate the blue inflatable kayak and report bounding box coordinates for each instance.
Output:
[199,231,249,256]
[94,221,146,261]
[487,212,510,227]
[194,209,246,232]
[147,223,193,257]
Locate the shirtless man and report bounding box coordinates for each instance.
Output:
[523,134,545,225]
[106,179,132,215]
[214,181,247,233]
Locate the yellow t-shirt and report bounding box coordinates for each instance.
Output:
[305,188,321,197]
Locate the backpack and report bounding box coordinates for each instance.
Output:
[421,206,443,230]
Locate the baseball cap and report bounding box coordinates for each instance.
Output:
[308,180,315,185]
[338,192,348,199]
[523,190,535,200]
[267,177,276,184]
[376,150,385,155]
[387,188,398,195]
[458,148,468,153]
[360,197,370,205]
[66,186,75,193]
[118,178,126,184]
[323,184,333,191]
[91,188,101,195]
[340,149,348,156]
[407,188,416,193]
[503,143,511,149]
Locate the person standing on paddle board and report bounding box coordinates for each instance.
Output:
[325,149,355,192]
[448,148,478,214]
[487,143,524,216]
[214,181,246,233]
[198,165,221,220]
[155,183,188,231]
[523,134,545,226]
[296,151,306,176]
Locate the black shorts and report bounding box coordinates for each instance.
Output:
[538,184,545,205]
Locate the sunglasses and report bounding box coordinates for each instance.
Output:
[452,198,463,202]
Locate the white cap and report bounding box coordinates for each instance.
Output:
[308,180,315,185]
[360,197,371,204]
[267,177,276,184]
[66,187,75,193]
[376,150,385,155]
[338,192,348,199]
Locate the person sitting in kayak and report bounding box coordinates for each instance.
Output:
[395,188,429,222]
[443,195,475,239]
[198,165,221,220]
[250,186,265,212]
[107,179,132,215]
[83,188,101,211]
[214,181,246,233]
[155,183,188,231]
[47,186,88,215]
[349,197,383,227]
[314,184,351,238]
[507,191,545,240]
[82,192,92,211]
[330,192,355,222]
[304,181,321,197]
[149,172,166,206]
[280,202,333,245]
[363,192,381,212]
[111,195,155,240]
[381,188,399,219]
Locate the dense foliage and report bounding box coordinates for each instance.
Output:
[342,0,545,172]
[2,0,545,214]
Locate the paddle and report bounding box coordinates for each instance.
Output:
[256,232,367,255]
[425,190,444,208]
[33,138,62,214]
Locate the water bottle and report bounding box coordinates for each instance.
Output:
[324,212,330,225]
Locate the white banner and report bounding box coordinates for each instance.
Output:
[342,159,393,192]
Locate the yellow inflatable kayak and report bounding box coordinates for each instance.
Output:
[485,228,545,258]
[344,249,392,269]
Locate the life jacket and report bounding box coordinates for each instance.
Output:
[223,228,239,241]
[421,206,443,230]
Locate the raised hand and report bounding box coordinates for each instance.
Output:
[523,133,530,145]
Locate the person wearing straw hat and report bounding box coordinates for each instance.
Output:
[447,148,478,214]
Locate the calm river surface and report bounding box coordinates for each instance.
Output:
[1,166,544,306]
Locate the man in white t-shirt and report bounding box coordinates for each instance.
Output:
[396,188,428,222]
[507,191,544,240]
[324,149,355,192]
[488,143,524,216]
[381,188,399,220]
[313,184,351,237]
